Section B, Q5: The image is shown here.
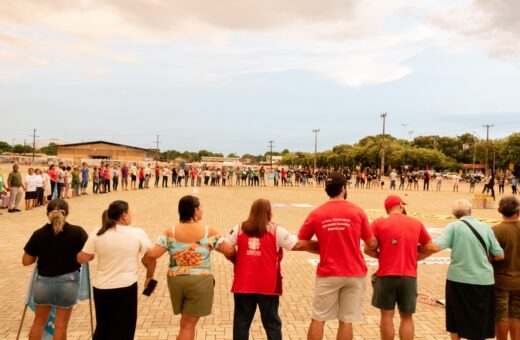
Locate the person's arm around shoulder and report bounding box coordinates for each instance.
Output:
[298,213,315,241]
[362,213,378,258]
[417,222,434,261]
[488,226,505,261]
[276,226,319,254]
[208,226,236,258]
[77,229,97,264]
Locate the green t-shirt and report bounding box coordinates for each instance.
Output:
[8,171,23,188]
[434,216,504,285]
[0,173,3,192]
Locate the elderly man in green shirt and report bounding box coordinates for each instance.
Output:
[7,163,24,213]
[422,199,504,340]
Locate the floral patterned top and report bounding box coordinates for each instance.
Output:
[157,225,224,276]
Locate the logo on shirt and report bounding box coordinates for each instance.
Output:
[247,237,261,256]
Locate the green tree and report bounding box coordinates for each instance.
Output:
[0,141,12,153]
[39,143,58,155]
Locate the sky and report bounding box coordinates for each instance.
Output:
[1,0,519,155]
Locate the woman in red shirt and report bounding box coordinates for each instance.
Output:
[47,165,58,200]
[226,199,318,340]
[138,167,145,189]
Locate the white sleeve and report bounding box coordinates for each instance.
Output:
[137,228,153,255]
[276,226,298,251]
[81,228,100,254]
[226,224,240,246]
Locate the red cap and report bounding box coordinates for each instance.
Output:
[384,195,407,211]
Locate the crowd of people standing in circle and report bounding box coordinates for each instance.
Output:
[1,160,518,216]
[20,171,520,340]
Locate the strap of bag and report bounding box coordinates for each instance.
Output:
[460,219,488,256]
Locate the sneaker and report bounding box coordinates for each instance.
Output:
[13,208,21,212]
[8,209,14,213]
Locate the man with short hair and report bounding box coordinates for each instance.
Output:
[366,195,432,340]
[80,162,89,195]
[7,164,24,212]
[298,172,378,340]
[493,195,520,340]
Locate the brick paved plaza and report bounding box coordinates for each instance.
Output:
[0,182,502,339]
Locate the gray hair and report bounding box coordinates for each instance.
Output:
[452,199,472,219]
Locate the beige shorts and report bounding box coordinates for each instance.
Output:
[312,276,366,323]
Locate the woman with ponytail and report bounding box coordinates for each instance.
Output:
[77,200,156,340]
[22,198,88,340]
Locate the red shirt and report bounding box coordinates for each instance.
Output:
[48,169,57,182]
[298,200,373,277]
[371,213,431,277]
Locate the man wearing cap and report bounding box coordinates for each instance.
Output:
[365,195,431,340]
[298,172,378,340]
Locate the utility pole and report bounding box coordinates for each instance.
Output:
[267,140,275,170]
[483,124,494,175]
[312,129,320,171]
[154,135,162,162]
[30,129,39,165]
[380,113,387,175]
[408,130,414,142]
[401,123,408,147]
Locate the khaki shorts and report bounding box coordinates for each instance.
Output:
[312,276,366,323]
[495,287,520,321]
[167,274,214,317]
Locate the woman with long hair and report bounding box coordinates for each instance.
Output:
[22,199,88,340]
[77,200,156,340]
[143,195,235,340]
[227,198,318,340]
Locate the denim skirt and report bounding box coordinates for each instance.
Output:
[33,270,80,308]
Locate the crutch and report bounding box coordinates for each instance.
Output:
[16,304,28,340]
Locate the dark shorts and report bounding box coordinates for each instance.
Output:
[445,280,495,339]
[371,276,417,314]
[495,287,520,321]
[131,175,137,182]
[81,180,88,188]
[25,191,37,199]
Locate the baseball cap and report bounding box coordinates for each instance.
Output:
[326,172,347,186]
[384,195,407,211]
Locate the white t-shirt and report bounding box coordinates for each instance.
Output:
[226,224,298,251]
[34,174,43,187]
[25,174,38,192]
[82,226,153,289]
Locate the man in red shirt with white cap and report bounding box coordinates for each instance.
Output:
[365,195,431,340]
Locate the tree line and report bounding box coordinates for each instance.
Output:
[1,132,518,173]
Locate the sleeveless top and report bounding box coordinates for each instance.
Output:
[157,225,223,276]
[231,223,284,295]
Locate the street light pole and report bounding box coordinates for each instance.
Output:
[401,123,408,147]
[483,124,494,175]
[312,129,320,171]
[380,113,387,175]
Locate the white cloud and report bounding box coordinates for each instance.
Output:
[432,0,520,62]
[0,0,455,86]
